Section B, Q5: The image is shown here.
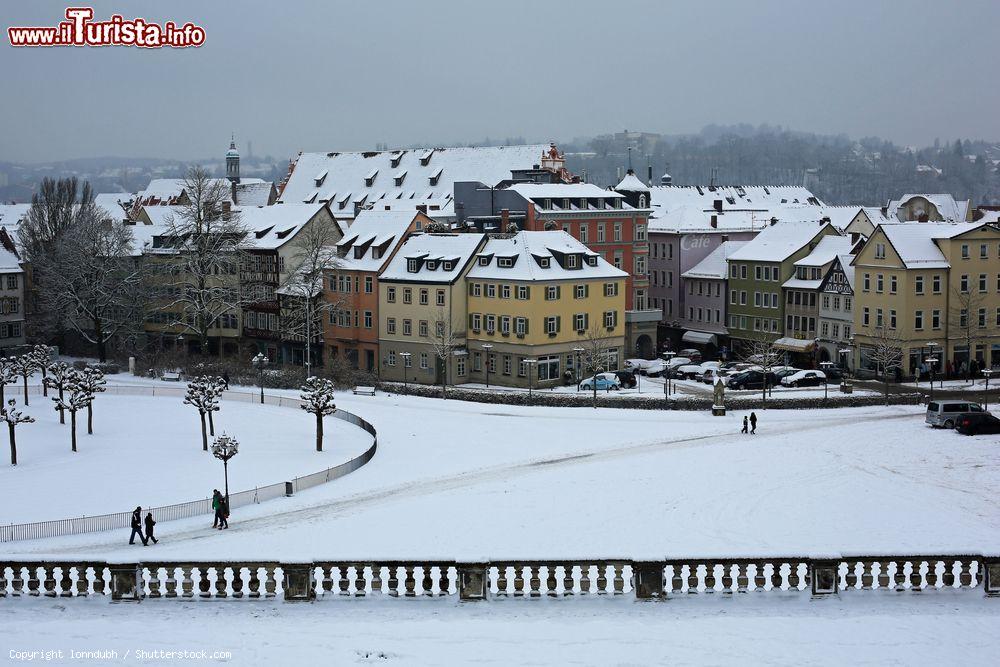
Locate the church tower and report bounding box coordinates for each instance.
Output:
[226,135,240,184]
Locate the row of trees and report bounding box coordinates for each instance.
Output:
[20,169,341,367]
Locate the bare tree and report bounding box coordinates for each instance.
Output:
[205,376,227,436]
[30,346,52,397]
[949,287,994,382]
[579,320,618,408]
[738,333,782,404]
[43,361,73,424]
[868,325,904,405]
[278,218,341,378]
[300,376,336,452]
[52,370,92,453]
[428,307,463,399]
[183,376,219,451]
[0,358,15,406]
[10,354,37,406]
[78,367,106,435]
[2,399,34,466]
[38,211,146,361]
[156,166,248,355]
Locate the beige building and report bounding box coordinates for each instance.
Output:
[852,222,1000,379]
[0,229,25,353]
[378,233,487,385]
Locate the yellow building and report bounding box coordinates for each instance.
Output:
[377,233,487,385]
[852,222,1000,378]
[466,231,627,388]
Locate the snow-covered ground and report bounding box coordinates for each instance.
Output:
[903,378,994,394]
[0,392,372,524]
[4,385,997,561]
[3,595,997,666]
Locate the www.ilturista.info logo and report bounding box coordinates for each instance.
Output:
[8,7,205,48]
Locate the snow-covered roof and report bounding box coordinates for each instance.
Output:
[0,243,21,272]
[136,177,268,207]
[335,210,422,273]
[506,182,624,201]
[648,185,824,233]
[615,171,650,192]
[238,204,330,250]
[379,233,486,283]
[278,144,548,206]
[887,194,970,222]
[681,241,748,280]
[0,204,30,230]
[235,181,274,207]
[728,221,835,263]
[467,231,627,282]
[93,193,132,221]
[794,235,854,267]
[836,254,856,290]
[977,210,1000,224]
[139,205,186,226]
[871,223,985,269]
[122,223,170,257]
[862,206,891,225]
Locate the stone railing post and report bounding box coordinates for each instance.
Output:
[283,564,315,602]
[458,563,488,601]
[985,558,1000,597]
[110,564,142,602]
[810,559,839,597]
[634,562,665,599]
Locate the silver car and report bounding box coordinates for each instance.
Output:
[925,400,986,428]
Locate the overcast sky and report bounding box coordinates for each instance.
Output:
[2,0,998,163]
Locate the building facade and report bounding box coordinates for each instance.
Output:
[816,255,856,370]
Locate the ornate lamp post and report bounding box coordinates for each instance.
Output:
[252,353,269,404]
[399,352,412,391]
[982,368,995,410]
[523,359,537,400]
[482,344,493,389]
[820,361,834,401]
[926,341,940,390]
[573,347,584,391]
[925,356,938,403]
[211,433,239,506]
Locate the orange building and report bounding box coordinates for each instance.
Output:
[324,209,431,373]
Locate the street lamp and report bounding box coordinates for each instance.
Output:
[251,353,268,404]
[482,344,493,389]
[982,368,995,410]
[925,356,938,403]
[926,341,941,390]
[399,352,412,391]
[662,350,676,398]
[820,361,834,401]
[523,359,537,400]
[211,433,239,506]
[573,347,584,392]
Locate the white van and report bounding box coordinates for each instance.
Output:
[925,400,985,428]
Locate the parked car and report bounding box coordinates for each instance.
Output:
[780,370,827,388]
[773,367,800,381]
[676,364,704,380]
[956,412,1000,435]
[926,400,986,429]
[625,359,655,373]
[678,348,703,362]
[579,373,621,391]
[702,367,731,385]
[821,366,845,381]
[726,370,778,390]
[639,360,666,377]
[667,356,692,369]
[614,370,637,388]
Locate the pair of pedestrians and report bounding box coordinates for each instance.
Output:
[740,412,758,435]
[128,506,158,545]
[212,489,229,530]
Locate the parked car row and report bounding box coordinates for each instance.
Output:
[925,400,1000,434]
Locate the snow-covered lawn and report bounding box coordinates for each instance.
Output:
[2,595,997,666]
[0,393,373,524]
[5,388,997,561]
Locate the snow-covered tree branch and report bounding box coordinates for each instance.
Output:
[300,376,336,452]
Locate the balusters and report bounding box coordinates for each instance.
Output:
[752,562,766,592]
[180,567,194,598]
[387,566,400,597]
[247,567,262,598]
[59,566,74,597]
[231,567,245,598]
[371,565,384,595]
[214,566,228,598]
[613,565,626,594]
[860,561,875,590]
[893,561,907,591]
[736,563,749,593]
[876,561,890,590]
[421,566,434,597]
[529,566,541,597]
[0,566,7,598]
[495,565,508,596]
[513,565,525,596]
[704,563,716,593]
[942,560,956,588]
[93,566,108,596]
[147,567,161,599]
[721,563,734,594]
[26,566,40,596]
[667,564,682,594]
[41,566,56,597]
[909,561,923,591]
[438,565,451,596]
[593,564,606,594]
[925,560,939,589]
[958,560,973,588]
[579,565,591,595]
[687,563,700,593]
[562,563,575,596]
[787,562,801,591]
[339,565,352,596]
[404,566,416,597]
[164,566,178,598]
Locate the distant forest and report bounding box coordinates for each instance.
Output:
[560,124,1000,207]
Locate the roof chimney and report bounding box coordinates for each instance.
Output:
[713,199,723,213]
[710,214,718,228]
[501,208,510,229]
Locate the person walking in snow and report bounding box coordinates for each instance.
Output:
[741,416,749,434]
[144,511,158,544]
[749,412,758,434]
[129,506,147,546]
[212,489,222,528]
[217,496,229,530]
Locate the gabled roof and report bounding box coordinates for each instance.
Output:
[865,222,988,269]
[794,235,854,267]
[506,182,624,202]
[239,204,331,250]
[0,204,30,230]
[334,210,422,273]
[887,194,970,222]
[235,181,274,207]
[647,184,824,233]
[278,145,548,207]
[379,233,486,283]
[615,171,650,192]
[681,241,748,280]
[467,231,626,282]
[135,177,268,207]
[728,221,836,263]
[93,193,132,221]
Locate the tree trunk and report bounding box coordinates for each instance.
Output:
[22,375,28,406]
[87,402,93,435]
[40,369,47,397]
[8,424,15,466]
[200,411,208,451]
[208,410,215,436]
[70,410,77,452]
[884,374,889,406]
[1,381,5,406]
[316,412,323,452]
[58,386,65,424]
[95,316,106,362]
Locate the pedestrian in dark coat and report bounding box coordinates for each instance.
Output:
[144,511,158,544]
[212,489,222,528]
[222,372,230,390]
[749,412,758,434]
[129,506,147,545]
[217,497,229,530]
[741,416,749,434]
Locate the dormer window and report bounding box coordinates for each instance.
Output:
[314,170,328,187]
[567,254,578,269]
[538,257,551,269]
[597,198,604,209]
[638,195,646,208]
[390,152,403,168]
[365,169,378,187]
[544,199,552,210]
[419,149,434,166]
[303,191,318,203]
[478,256,490,266]
[394,171,407,186]
[407,258,419,273]
[442,261,454,271]
[586,255,598,267]
[426,260,438,270]
[563,198,570,209]
[579,198,588,209]
[498,257,513,268]
[429,167,443,186]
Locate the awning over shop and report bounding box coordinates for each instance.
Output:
[682,331,718,346]
[773,337,816,353]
